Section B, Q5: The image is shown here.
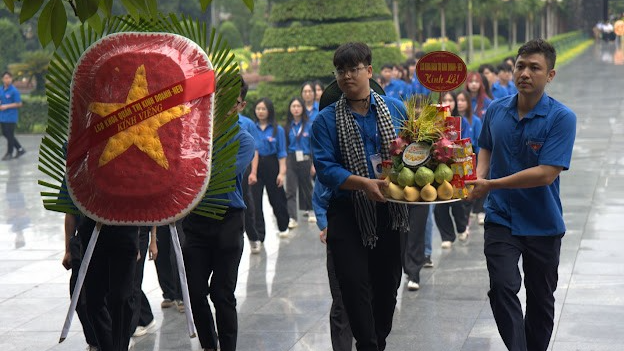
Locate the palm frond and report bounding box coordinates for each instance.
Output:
[39,14,241,220]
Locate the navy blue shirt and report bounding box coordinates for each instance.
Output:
[209,128,256,209]
[491,81,518,100]
[478,93,576,236]
[471,96,492,119]
[384,79,411,100]
[306,101,319,123]
[0,84,21,123]
[286,120,313,155]
[410,74,431,96]
[461,116,482,155]
[254,123,287,158]
[312,178,332,231]
[238,114,260,146]
[311,92,407,199]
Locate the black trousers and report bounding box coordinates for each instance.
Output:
[285,153,313,220]
[484,223,563,351]
[242,165,259,242]
[154,225,182,301]
[434,201,470,242]
[327,198,402,351]
[80,222,139,351]
[69,234,99,347]
[400,205,429,283]
[182,209,245,351]
[130,228,154,333]
[252,155,289,239]
[1,122,22,155]
[327,246,353,351]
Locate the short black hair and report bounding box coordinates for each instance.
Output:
[333,42,372,69]
[414,51,426,60]
[517,39,557,70]
[2,72,12,78]
[380,64,393,71]
[405,58,416,66]
[497,63,513,73]
[478,64,496,74]
[239,76,248,100]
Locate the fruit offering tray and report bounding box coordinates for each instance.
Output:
[384,197,461,205]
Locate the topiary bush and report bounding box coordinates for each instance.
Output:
[218,21,244,49]
[269,0,391,22]
[458,35,492,51]
[262,20,397,49]
[260,0,402,117]
[422,38,460,55]
[17,95,48,133]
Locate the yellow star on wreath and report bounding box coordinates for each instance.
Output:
[88,65,190,169]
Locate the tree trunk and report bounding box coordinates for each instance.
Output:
[493,17,499,50]
[480,17,485,58]
[393,0,401,45]
[512,18,517,46]
[441,6,446,50]
[467,0,473,63]
[525,15,531,42]
[405,0,417,52]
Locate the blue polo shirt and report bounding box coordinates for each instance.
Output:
[312,178,332,231]
[238,114,260,145]
[0,84,21,123]
[478,93,576,236]
[472,95,492,118]
[461,116,482,155]
[208,128,255,209]
[306,101,319,123]
[286,120,313,155]
[410,74,431,96]
[384,79,411,100]
[255,123,287,158]
[491,81,518,100]
[311,92,406,198]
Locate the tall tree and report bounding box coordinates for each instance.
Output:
[2,0,255,48]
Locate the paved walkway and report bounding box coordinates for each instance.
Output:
[1,42,624,351]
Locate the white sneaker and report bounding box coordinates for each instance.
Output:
[133,319,156,337]
[278,229,290,238]
[457,228,470,241]
[175,299,185,313]
[441,241,452,249]
[250,240,262,254]
[288,218,298,228]
[308,214,317,223]
[477,213,485,225]
[86,345,98,351]
[128,337,135,350]
[407,280,420,291]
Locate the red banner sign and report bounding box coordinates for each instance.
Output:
[416,51,467,92]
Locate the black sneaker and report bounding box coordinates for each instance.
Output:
[15,149,26,158]
[424,256,434,268]
[1,153,12,161]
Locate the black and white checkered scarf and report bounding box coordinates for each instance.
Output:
[335,90,409,247]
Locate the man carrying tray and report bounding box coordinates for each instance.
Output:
[467,39,576,351]
[311,42,409,351]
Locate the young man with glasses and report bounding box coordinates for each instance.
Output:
[311,42,409,351]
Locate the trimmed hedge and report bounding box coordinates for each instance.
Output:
[459,35,492,51]
[422,40,460,55]
[17,95,48,133]
[270,0,391,23]
[262,20,397,49]
[255,82,301,121]
[219,21,244,49]
[260,46,404,82]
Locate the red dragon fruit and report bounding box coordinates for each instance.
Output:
[390,137,409,156]
[431,137,455,163]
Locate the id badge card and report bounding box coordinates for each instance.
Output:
[295,150,305,162]
[370,153,382,179]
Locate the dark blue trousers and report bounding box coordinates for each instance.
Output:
[484,222,563,351]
